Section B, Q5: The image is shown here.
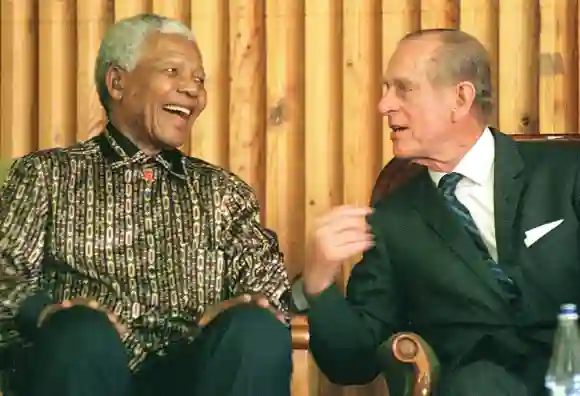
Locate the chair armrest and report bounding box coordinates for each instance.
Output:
[290,315,309,350]
[376,332,440,396]
[289,316,438,395]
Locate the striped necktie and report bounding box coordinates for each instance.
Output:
[438,172,520,301]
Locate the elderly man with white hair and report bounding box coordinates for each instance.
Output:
[0,13,292,396]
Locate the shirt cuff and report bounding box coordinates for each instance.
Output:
[291,277,310,313]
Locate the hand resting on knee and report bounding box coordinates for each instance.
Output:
[37,297,126,336]
[199,293,287,327]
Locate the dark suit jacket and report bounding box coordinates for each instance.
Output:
[307,130,580,385]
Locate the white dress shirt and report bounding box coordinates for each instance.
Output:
[428,127,497,262]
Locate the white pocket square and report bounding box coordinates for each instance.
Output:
[524,219,564,247]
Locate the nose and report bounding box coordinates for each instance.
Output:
[377,88,399,115]
[177,79,202,98]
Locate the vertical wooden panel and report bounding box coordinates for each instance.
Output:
[304,1,343,232]
[342,0,382,208]
[305,1,343,394]
[0,0,37,158]
[38,0,77,149]
[114,0,150,21]
[265,0,305,277]
[538,0,578,134]
[498,0,539,134]
[381,0,420,164]
[76,0,111,141]
[152,0,189,20]
[190,1,229,168]
[460,0,499,127]
[229,0,267,207]
[420,0,459,28]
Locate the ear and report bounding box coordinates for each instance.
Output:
[105,66,127,102]
[453,81,476,120]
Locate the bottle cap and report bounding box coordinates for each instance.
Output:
[560,303,578,315]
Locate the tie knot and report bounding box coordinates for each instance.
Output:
[438,172,463,197]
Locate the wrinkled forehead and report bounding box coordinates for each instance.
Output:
[137,31,203,66]
[384,37,441,86]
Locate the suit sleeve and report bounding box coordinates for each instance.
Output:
[306,211,400,385]
[0,157,54,343]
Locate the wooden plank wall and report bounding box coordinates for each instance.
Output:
[1,0,579,395]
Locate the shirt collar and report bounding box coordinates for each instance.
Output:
[429,127,495,187]
[97,123,187,179]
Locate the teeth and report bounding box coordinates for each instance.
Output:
[163,104,192,116]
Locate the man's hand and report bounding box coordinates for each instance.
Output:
[37,297,126,336]
[304,205,374,296]
[199,294,286,328]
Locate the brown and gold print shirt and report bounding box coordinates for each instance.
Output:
[0,126,290,370]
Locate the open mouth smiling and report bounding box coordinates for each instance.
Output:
[163,104,194,119]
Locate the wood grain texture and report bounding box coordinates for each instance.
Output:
[459,0,499,126]
[265,0,305,278]
[0,0,37,157]
[38,0,77,149]
[76,0,111,141]
[538,0,578,133]
[498,0,540,134]
[1,1,580,395]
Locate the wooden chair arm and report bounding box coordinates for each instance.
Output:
[290,314,309,349]
[289,315,439,395]
[377,332,440,396]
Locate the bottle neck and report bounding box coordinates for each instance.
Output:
[560,313,579,321]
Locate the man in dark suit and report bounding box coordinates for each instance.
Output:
[301,29,577,395]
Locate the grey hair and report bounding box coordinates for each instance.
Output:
[402,28,493,121]
[94,13,196,113]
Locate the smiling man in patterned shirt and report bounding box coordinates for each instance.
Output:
[0,13,292,396]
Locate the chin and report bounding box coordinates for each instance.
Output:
[392,146,411,159]
[392,141,422,160]
[160,130,189,149]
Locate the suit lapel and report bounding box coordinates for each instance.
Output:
[408,170,506,299]
[492,130,525,264]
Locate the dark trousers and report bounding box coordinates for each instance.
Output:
[18,304,293,396]
[437,336,551,396]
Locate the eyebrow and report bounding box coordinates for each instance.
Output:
[153,58,206,75]
[383,77,416,88]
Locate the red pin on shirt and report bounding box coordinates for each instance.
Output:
[142,168,155,183]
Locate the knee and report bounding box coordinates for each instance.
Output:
[36,306,127,362]
[16,307,131,395]
[212,304,292,361]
